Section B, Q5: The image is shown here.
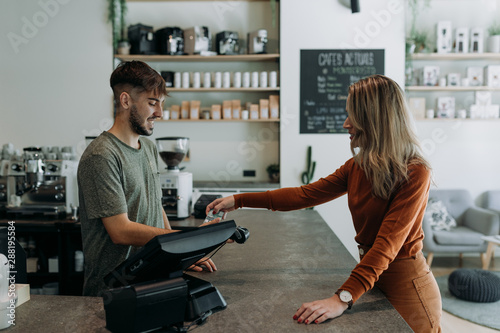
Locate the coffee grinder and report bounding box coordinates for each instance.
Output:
[156,137,192,219]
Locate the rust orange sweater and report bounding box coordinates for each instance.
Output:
[234,157,431,303]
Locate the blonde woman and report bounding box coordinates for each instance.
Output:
[206,75,442,332]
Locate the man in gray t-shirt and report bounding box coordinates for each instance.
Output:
[78,61,217,296]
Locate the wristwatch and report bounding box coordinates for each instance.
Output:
[335,290,353,310]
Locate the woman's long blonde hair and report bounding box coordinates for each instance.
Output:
[346,74,430,200]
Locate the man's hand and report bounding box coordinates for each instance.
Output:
[187,257,217,272]
[293,295,348,324]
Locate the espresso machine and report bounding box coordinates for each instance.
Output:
[183,26,211,55]
[128,23,157,55]
[155,27,184,55]
[6,146,78,217]
[156,137,192,220]
[0,159,10,214]
[247,29,268,54]
[216,31,239,55]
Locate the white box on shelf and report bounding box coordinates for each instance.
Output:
[422,66,440,86]
[436,21,452,53]
[487,104,500,118]
[467,67,484,86]
[470,104,485,119]
[484,65,500,87]
[408,97,426,119]
[469,27,484,53]
[455,28,469,53]
[436,97,455,118]
[447,73,461,86]
[475,91,492,105]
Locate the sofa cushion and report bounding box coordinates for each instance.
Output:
[424,198,457,231]
[433,226,485,246]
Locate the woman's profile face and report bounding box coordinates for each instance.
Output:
[343,115,356,141]
[343,93,357,142]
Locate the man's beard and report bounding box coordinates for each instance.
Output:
[129,104,153,136]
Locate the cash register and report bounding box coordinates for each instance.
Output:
[103,220,249,333]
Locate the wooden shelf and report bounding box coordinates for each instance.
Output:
[406,86,500,92]
[128,0,274,2]
[409,53,500,61]
[157,119,279,123]
[115,53,280,62]
[167,87,279,92]
[415,117,500,121]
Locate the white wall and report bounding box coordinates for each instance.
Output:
[0,0,113,157]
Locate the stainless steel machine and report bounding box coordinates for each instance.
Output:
[183,26,211,55]
[156,137,192,220]
[5,146,78,217]
[247,29,268,54]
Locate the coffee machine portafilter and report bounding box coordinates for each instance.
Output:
[6,146,78,218]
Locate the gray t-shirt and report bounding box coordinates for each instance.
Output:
[78,131,164,296]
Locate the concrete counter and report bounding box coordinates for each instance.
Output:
[7,209,411,332]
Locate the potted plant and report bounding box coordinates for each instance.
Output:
[405,0,432,86]
[108,0,130,54]
[488,21,500,53]
[406,0,432,54]
[266,163,280,183]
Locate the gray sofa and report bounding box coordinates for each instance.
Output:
[422,189,500,266]
[484,190,500,220]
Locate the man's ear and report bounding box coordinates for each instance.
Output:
[119,91,132,110]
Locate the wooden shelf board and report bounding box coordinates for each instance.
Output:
[157,119,280,123]
[409,52,500,61]
[167,87,279,92]
[115,53,280,62]
[416,117,500,121]
[406,86,500,92]
[128,0,274,2]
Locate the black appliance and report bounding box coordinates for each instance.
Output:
[156,27,184,55]
[103,221,242,332]
[128,23,157,55]
[193,194,222,219]
[160,71,174,88]
[215,31,239,55]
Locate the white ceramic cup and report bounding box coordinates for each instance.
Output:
[251,71,259,88]
[214,72,222,88]
[260,71,268,88]
[193,72,201,88]
[182,72,190,88]
[174,72,181,88]
[223,71,231,88]
[269,71,278,88]
[242,72,250,88]
[203,72,211,88]
[233,72,242,88]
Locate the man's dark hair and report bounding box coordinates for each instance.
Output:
[110,61,167,106]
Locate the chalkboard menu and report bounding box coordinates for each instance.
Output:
[300,49,385,134]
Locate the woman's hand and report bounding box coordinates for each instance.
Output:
[187,257,217,272]
[205,196,236,216]
[293,295,348,324]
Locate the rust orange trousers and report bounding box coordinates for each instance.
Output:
[360,249,442,332]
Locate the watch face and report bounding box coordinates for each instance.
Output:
[340,290,352,302]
